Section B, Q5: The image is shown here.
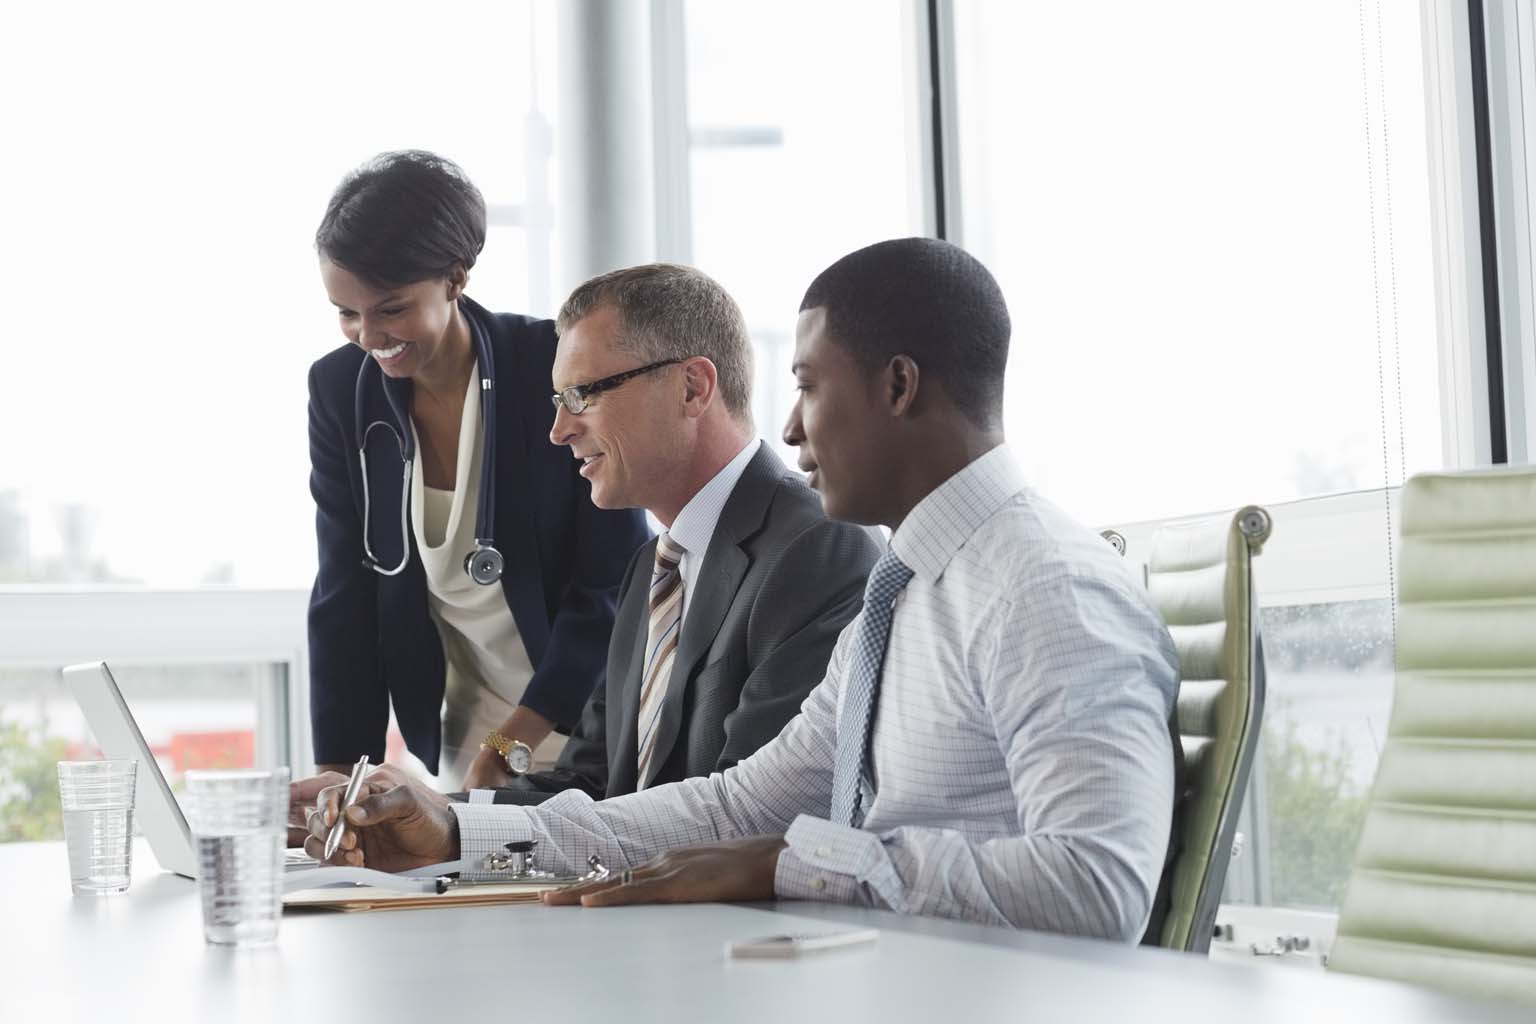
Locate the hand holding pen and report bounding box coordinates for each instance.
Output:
[303,761,462,871]
[323,755,370,860]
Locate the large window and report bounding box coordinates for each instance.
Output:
[1,2,559,841]
[684,0,927,456]
[0,1,558,589]
[953,0,1444,526]
[1257,599,1392,910]
[0,586,306,845]
[951,0,1452,918]
[0,663,273,843]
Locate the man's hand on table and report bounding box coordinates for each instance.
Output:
[543,836,787,908]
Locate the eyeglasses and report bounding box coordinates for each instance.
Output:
[550,358,686,415]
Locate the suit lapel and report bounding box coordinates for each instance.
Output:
[638,447,784,788]
[486,319,548,664]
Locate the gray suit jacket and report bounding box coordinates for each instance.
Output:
[486,445,881,804]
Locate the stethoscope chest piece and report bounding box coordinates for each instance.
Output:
[464,543,504,585]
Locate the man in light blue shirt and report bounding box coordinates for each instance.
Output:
[305,238,1181,943]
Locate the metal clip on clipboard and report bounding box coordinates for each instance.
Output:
[434,841,610,893]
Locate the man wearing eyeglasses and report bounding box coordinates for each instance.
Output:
[453,263,880,802]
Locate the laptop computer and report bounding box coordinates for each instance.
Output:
[61,660,316,879]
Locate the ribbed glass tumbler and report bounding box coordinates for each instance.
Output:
[57,759,138,895]
[184,768,290,947]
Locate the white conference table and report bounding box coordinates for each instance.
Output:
[2,839,1526,1024]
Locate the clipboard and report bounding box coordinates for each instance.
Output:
[279,859,588,913]
[283,880,565,913]
[281,845,611,913]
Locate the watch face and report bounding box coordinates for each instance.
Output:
[505,743,533,775]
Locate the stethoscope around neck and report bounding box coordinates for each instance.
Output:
[352,304,504,586]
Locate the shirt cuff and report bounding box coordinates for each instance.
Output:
[774,815,906,912]
[450,802,537,880]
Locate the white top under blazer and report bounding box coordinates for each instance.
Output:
[410,363,561,786]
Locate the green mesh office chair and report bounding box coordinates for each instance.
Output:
[1329,468,1536,1005]
[1103,505,1271,953]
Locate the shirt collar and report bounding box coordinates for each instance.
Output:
[667,437,761,556]
[890,443,1029,584]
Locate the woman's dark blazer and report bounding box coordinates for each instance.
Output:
[305,297,651,774]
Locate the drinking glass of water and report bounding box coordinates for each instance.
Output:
[57,759,137,895]
[183,768,290,947]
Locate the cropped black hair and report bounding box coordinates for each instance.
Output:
[315,150,486,289]
[800,237,1011,428]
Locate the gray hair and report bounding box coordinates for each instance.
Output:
[556,263,754,425]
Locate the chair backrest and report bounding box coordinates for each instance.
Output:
[1106,505,1270,952]
[1329,468,1536,1005]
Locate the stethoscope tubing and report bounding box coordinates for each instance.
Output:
[351,300,502,582]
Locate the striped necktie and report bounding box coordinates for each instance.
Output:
[636,532,686,788]
[830,549,915,828]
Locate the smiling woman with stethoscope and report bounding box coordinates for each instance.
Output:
[307,150,649,790]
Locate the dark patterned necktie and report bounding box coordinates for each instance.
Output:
[830,550,915,828]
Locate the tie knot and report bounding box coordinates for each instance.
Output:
[865,549,914,604]
[654,532,685,572]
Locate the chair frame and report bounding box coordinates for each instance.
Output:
[1103,506,1269,953]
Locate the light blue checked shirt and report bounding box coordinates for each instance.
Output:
[452,445,1179,941]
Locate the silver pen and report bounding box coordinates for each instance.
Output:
[323,754,370,860]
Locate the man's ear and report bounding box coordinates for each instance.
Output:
[886,355,921,417]
[681,356,720,417]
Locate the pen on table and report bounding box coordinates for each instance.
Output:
[323,754,371,860]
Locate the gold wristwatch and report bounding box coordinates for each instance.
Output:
[481,731,534,775]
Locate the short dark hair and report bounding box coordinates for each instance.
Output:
[558,264,755,426]
[315,150,486,289]
[799,237,1010,428]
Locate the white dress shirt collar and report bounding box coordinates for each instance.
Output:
[890,443,1028,584]
[666,437,761,557]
